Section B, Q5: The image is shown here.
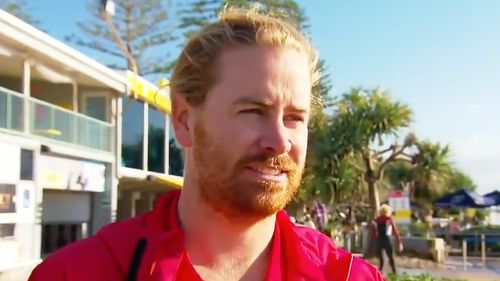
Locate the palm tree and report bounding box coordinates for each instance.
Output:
[385,141,454,205]
[329,87,414,218]
[410,141,453,203]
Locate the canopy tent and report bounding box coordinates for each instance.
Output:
[434,189,496,208]
[484,190,500,205]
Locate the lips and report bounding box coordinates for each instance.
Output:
[246,164,288,176]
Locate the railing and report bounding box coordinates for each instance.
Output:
[0,86,115,152]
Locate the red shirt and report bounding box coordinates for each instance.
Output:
[29,190,385,281]
[374,215,401,244]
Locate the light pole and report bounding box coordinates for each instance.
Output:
[100,0,138,74]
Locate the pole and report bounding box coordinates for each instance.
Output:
[481,234,486,267]
[462,238,467,270]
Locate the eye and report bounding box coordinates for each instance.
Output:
[239,108,263,115]
[284,114,305,123]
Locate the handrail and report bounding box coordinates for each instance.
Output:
[0,86,113,127]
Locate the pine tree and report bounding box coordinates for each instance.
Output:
[0,0,39,26]
[66,0,176,76]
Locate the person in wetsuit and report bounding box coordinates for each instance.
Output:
[373,204,403,274]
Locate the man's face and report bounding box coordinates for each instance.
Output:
[191,47,311,218]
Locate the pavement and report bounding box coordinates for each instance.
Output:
[381,256,500,281]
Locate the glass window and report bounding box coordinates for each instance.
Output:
[85,96,107,122]
[168,122,184,176]
[147,106,165,173]
[121,97,144,169]
[20,149,34,180]
[0,90,6,129]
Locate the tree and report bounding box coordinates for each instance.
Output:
[330,88,414,219]
[447,168,476,192]
[384,141,454,205]
[176,0,309,44]
[66,0,176,76]
[0,0,39,25]
[410,141,453,203]
[176,0,220,40]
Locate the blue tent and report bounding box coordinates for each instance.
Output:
[434,189,495,208]
[484,190,500,205]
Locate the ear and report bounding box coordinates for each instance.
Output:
[171,93,193,148]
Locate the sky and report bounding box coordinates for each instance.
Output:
[25,0,500,194]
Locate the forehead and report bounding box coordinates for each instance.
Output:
[211,47,311,107]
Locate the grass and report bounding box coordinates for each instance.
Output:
[387,273,467,281]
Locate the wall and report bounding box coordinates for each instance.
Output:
[0,141,38,268]
[30,80,73,110]
[0,76,22,93]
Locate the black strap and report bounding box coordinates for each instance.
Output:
[126,238,147,281]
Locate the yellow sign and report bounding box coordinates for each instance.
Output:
[126,70,172,115]
[465,208,476,218]
[394,209,411,223]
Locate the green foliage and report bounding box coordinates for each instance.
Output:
[387,273,466,281]
[447,168,477,192]
[176,0,219,40]
[176,0,309,41]
[385,162,413,189]
[384,139,475,208]
[0,0,39,25]
[332,87,412,152]
[411,141,453,202]
[67,0,176,75]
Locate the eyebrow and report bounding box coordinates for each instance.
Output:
[232,97,309,114]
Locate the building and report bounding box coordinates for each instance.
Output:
[0,9,182,280]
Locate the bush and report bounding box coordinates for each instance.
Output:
[409,223,429,237]
[387,273,467,281]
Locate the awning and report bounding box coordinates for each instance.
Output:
[434,189,495,208]
[146,174,183,189]
[484,190,500,205]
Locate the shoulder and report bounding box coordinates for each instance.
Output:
[292,225,385,281]
[29,235,114,281]
[29,215,147,281]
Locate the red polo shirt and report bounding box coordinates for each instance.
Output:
[29,190,385,281]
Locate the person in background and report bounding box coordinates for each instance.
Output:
[374,204,403,274]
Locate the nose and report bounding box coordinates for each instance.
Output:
[259,118,292,156]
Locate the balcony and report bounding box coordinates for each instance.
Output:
[0,86,114,153]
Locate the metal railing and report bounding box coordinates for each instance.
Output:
[0,86,115,152]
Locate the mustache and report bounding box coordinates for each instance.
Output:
[238,153,298,170]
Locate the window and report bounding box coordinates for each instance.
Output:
[121,97,144,169]
[20,149,34,180]
[0,184,16,213]
[148,106,165,173]
[168,122,184,176]
[85,96,107,122]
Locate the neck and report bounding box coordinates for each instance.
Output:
[178,172,276,281]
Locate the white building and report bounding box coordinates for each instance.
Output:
[0,9,182,280]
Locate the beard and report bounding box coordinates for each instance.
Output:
[193,121,303,219]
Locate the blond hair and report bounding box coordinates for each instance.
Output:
[170,7,320,107]
[379,204,392,216]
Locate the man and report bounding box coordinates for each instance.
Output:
[29,9,385,281]
[373,204,404,274]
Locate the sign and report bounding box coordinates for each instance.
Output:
[126,70,171,114]
[39,155,106,192]
[0,223,15,237]
[388,190,411,223]
[0,143,20,184]
[0,184,16,213]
